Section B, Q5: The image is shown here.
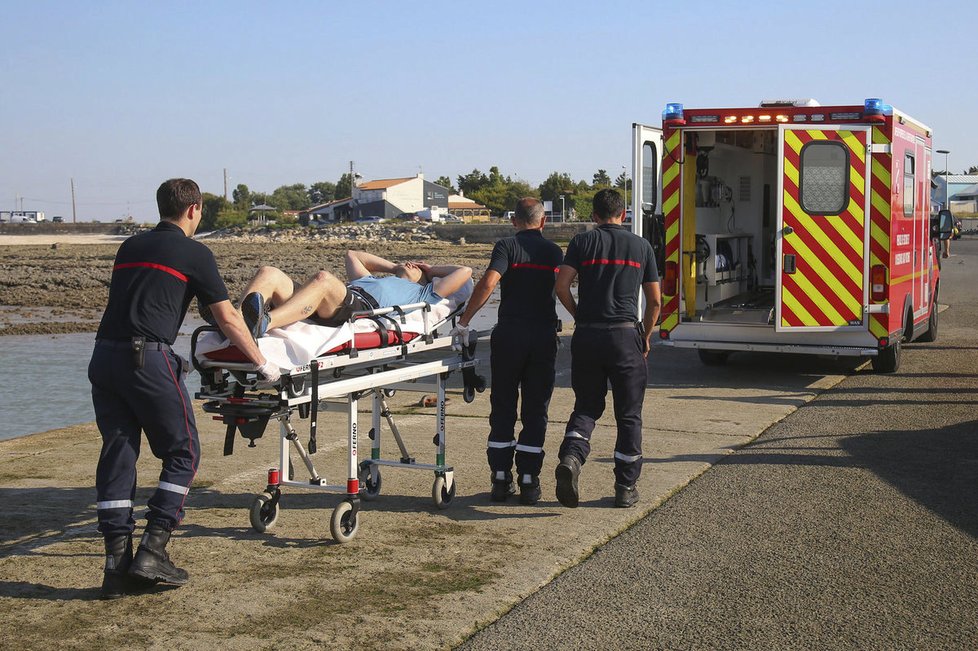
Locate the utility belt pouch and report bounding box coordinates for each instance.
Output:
[131,336,146,370]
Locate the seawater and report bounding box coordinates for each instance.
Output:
[0,324,198,442]
[0,300,517,442]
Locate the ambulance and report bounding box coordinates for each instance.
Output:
[631,99,954,373]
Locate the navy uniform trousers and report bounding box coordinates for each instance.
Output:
[486,321,558,481]
[559,325,647,487]
[89,340,200,535]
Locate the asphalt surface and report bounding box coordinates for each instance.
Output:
[462,238,978,651]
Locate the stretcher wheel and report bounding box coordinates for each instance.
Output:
[358,461,382,501]
[432,475,456,510]
[330,500,359,543]
[463,385,475,403]
[249,491,279,533]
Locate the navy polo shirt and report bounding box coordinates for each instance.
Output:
[563,223,658,324]
[96,221,229,344]
[488,229,564,325]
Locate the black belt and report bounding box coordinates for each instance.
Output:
[96,338,172,350]
[575,322,639,330]
[348,286,380,309]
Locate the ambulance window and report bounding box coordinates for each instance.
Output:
[800,141,849,215]
[641,142,658,214]
[903,154,915,217]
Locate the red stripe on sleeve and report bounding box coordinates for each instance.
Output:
[114,262,188,282]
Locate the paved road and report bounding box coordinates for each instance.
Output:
[462,239,978,651]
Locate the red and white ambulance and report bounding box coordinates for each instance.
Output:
[632,98,950,372]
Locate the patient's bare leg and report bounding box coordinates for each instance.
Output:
[240,266,296,308]
[267,270,348,330]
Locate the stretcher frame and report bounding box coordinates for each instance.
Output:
[191,301,484,543]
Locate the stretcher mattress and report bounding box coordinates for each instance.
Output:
[194,280,471,371]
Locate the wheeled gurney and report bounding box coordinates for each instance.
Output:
[190,288,485,543]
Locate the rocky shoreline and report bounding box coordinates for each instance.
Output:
[0,224,495,336]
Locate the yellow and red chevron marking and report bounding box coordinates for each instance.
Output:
[780,129,866,328]
[660,129,682,331]
[868,126,891,339]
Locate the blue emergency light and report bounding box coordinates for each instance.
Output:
[863,98,891,123]
[663,102,685,126]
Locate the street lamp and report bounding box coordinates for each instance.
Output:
[937,149,951,210]
[560,194,566,223]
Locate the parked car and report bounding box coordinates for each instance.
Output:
[52,215,64,223]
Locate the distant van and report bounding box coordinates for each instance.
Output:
[503,211,515,220]
[52,216,64,223]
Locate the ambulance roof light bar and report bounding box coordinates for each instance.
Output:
[759,98,821,107]
[863,97,893,124]
[663,102,685,126]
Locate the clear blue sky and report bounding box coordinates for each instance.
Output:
[2,0,975,222]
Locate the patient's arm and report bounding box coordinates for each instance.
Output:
[430,264,473,297]
[345,250,397,280]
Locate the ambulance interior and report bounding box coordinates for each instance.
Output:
[684,128,780,325]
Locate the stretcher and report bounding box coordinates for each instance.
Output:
[190,285,485,543]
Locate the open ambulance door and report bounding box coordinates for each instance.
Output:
[775,125,871,332]
[632,123,664,273]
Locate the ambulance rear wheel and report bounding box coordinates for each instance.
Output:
[249,491,279,533]
[918,302,938,343]
[329,500,359,543]
[697,349,730,366]
[432,475,456,510]
[358,461,382,501]
[871,340,901,373]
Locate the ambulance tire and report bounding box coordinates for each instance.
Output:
[918,301,938,343]
[697,349,730,366]
[871,340,901,373]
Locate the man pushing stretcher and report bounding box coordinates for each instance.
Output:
[238,250,473,340]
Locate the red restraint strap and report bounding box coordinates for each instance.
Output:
[114,262,188,282]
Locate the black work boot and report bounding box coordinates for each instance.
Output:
[489,471,516,502]
[100,533,133,600]
[129,523,189,586]
[614,483,639,508]
[518,475,541,506]
[555,456,582,508]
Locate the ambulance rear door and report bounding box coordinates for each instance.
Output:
[775,125,871,332]
[632,123,664,258]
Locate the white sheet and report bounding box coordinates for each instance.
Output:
[195,279,471,371]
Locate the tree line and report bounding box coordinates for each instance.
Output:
[200,167,632,231]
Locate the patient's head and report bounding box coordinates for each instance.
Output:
[394,263,424,284]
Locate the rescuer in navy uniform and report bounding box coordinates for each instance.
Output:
[89,178,279,598]
[452,198,563,504]
[554,189,661,508]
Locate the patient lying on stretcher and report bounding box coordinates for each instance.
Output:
[239,250,473,340]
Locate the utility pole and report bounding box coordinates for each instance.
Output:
[224,168,228,201]
[70,178,77,223]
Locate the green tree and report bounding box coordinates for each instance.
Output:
[592,169,612,187]
[232,184,251,210]
[434,176,456,193]
[251,192,269,207]
[335,173,353,200]
[457,169,489,195]
[201,193,230,231]
[215,208,248,228]
[308,181,336,205]
[270,183,310,211]
[570,188,598,221]
[538,172,576,203]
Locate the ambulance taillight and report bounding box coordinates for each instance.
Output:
[663,260,679,296]
[871,264,887,301]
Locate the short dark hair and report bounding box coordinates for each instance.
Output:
[513,197,544,226]
[157,178,202,220]
[592,188,625,221]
